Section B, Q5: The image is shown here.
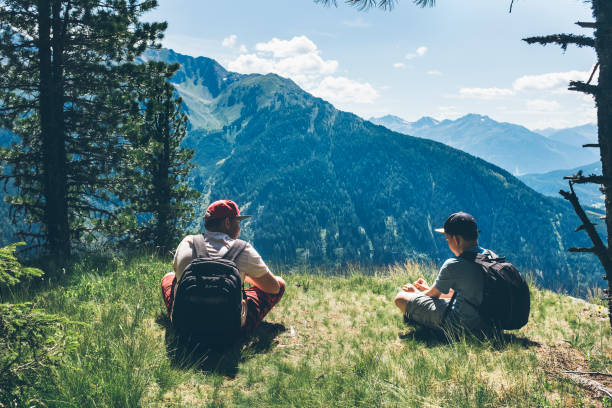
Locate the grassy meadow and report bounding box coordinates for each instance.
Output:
[3,253,611,407]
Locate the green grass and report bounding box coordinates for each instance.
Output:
[4,253,611,407]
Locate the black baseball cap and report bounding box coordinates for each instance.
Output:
[434,212,480,239]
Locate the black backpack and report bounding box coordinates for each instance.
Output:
[461,252,530,330]
[171,235,247,345]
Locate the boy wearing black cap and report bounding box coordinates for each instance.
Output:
[394,212,495,332]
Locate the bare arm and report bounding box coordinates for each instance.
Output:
[424,286,454,299]
[412,278,454,299]
[245,272,281,294]
[173,236,193,275]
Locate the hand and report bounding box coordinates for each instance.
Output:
[413,278,430,292]
[402,283,418,293]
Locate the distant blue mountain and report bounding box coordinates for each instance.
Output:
[519,162,603,208]
[370,114,599,175]
[534,123,598,148]
[0,129,24,245]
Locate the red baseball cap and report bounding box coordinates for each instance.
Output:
[204,200,251,221]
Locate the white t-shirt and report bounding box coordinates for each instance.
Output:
[172,232,271,327]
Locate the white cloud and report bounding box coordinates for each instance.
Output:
[222,34,237,48]
[580,93,595,104]
[405,46,428,60]
[227,35,378,106]
[393,62,406,69]
[276,54,338,75]
[160,34,219,59]
[437,106,462,119]
[458,87,514,99]
[513,70,591,91]
[239,44,248,53]
[427,70,442,76]
[228,53,276,75]
[311,76,378,104]
[255,36,318,58]
[343,17,371,28]
[525,99,561,112]
[228,51,338,80]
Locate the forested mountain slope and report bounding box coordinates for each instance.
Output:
[520,162,603,208]
[144,49,602,295]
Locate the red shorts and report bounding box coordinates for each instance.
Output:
[161,272,285,334]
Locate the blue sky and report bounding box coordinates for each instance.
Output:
[146,0,596,130]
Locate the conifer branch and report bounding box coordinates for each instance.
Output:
[522,34,595,51]
[313,0,435,10]
[568,247,597,253]
[559,185,611,271]
[574,224,596,232]
[563,174,612,185]
[563,371,612,398]
[569,80,599,95]
[586,63,599,85]
[576,21,597,29]
[564,371,612,378]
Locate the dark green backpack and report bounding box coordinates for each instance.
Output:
[462,252,530,330]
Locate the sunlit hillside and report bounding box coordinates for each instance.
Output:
[3,254,610,407]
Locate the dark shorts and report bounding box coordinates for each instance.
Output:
[401,292,489,334]
[402,292,450,329]
[161,272,285,334]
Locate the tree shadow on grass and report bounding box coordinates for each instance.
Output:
[399,324,540,350]
[156,312,286,378]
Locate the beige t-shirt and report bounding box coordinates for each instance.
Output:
[173,232,270,282]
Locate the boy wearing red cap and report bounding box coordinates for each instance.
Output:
[161,199,286,334]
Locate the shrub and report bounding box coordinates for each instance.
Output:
[0,243,74,407]
[0,242,43,291]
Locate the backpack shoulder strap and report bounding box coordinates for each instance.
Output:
[472,252,506,265]
[223,239,247,262]
[191,234,209,259]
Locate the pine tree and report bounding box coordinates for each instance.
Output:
[0,0,165,260]
[119,62,200,253]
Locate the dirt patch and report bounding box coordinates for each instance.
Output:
[538,342,612,405]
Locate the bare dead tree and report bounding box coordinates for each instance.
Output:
[524,0,612,329]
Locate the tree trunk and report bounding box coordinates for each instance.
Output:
[155,88,172,252]
[592,0,612,327]
[38,0,69,260]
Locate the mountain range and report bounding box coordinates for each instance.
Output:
[139,48,602,295]
[519,162,603,208]
[534,123,598,148]
[370,115,602,206]
[370,115,599,176]
[0,49,603,295]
